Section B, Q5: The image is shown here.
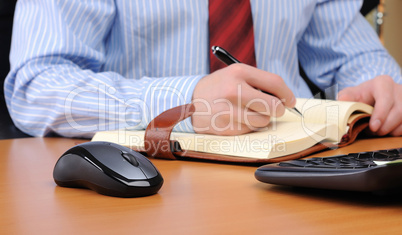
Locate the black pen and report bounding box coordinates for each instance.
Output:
[211,46,303,117]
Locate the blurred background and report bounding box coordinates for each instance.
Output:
[365,0,402,67]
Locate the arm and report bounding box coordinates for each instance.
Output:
[5,0,201,138]
[299,0,401,91]
[298,0,401,136]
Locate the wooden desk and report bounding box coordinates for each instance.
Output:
[1,137,401,234]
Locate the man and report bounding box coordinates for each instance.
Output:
[5,0,402,138]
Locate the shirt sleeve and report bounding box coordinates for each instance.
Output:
[5,0,202,138]
[298,0,402,95]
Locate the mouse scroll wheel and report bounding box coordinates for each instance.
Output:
[122,152,139,167]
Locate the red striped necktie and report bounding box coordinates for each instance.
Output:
[208,0,257,72]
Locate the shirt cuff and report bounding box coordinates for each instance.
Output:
[336,56,402,92]
[141,75,205,133]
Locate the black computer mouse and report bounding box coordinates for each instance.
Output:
[53,141,163,197]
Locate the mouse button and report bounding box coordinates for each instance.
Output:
[82,145,147,180]
[108,142,132,151]
[132,153,159,178]
[121,152,139,167]
[81,143,121,162]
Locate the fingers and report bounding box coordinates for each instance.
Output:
[337,76,402,136]
[337,82,375,105]
[192,107,270,136]
[193,98,271,135]
[376,105,402,136]
[232,106,271,129]
[337,87,360,102]
[375,83,402,136]
[240,84,286,117]
[211,106,271,135]
[369,77,395,133]
[229,64,296,107]
[390,124,402,137]
[192,64,293,135]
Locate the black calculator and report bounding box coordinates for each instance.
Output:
[255,148,402,192]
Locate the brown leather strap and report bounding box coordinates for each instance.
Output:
[144,104,195,159]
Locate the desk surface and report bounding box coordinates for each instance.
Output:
[1,137,402,234]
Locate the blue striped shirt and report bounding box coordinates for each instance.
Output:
[5,0,401,138]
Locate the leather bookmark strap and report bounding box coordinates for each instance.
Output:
[144,104,195,160]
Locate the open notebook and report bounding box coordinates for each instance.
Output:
[92,98,373,163]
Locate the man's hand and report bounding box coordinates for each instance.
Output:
[192,64,296,135]
[337,75,402,136]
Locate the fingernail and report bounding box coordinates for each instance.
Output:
[371,119,381,132]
